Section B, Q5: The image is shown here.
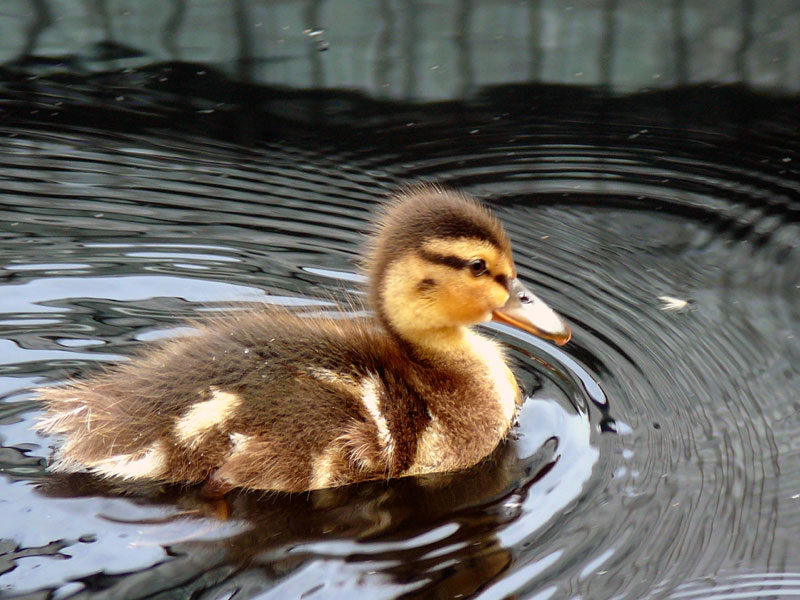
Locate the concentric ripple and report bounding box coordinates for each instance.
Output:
[0,76,798,599]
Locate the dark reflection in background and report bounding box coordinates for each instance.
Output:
[2,0,799,99]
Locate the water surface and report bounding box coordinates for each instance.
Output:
[1,75,799,599]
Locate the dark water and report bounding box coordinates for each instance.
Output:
[1,69,799,599]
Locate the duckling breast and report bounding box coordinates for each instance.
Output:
[464,331,520,423]
[403,331,520,477]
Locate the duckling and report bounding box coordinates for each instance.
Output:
[35,185,571,494]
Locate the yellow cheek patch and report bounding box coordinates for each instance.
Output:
[379,237,518,338]
[437,288,492,323]
[487,285,510,308]
[382,253,493,332]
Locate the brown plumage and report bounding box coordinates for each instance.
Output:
[36,184,571,493]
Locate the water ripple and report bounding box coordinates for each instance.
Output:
[0,80,798,599]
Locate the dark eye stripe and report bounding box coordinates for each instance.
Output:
[418,249,470,270]
[419,250,511,291]
[494,273,510,291]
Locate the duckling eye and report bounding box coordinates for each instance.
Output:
[469,259,488,276]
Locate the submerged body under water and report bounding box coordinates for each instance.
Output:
[0,77,799,599]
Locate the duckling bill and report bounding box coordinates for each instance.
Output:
[36,185,570,493]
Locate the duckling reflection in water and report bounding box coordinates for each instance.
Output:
[36,184,571,495]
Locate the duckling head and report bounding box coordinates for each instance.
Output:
[366,185,571,352]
